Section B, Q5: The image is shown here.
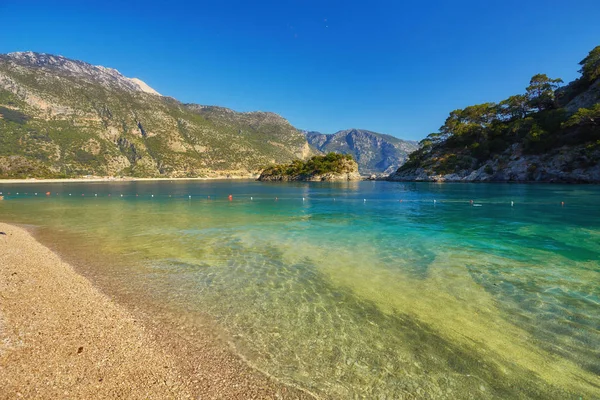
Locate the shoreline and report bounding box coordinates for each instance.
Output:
[384,178,600,184]
[0,222,314,400]
[0,176,258,184]
[2,176,597,185]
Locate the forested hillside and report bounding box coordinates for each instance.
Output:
[391,45,600,182]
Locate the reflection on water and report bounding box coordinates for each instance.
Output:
[1,181,599,398]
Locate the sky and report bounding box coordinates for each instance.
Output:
[1,0,599,140]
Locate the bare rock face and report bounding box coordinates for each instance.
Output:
[562,78,600,113]
[4,52,161,96]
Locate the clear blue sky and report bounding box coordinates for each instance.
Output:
[1,0,599,140]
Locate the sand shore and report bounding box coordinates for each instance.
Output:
[0,223,313,399]
[0,176,257,184]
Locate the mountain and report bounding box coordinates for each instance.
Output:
[0,52,311,178]
[390,45,600,183]
[303,129,418,175]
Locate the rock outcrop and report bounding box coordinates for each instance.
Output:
[560,78,600,113]
[258,153,361,181]
[389,143,600,183]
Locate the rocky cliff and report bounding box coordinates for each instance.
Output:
[0,52,311,178]
[303,129,418,175]
[390,142,600,183]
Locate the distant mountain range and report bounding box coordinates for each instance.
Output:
[0,51,415,178]
[303,129,418,174]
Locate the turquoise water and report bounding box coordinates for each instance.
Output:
[1,181,599,398]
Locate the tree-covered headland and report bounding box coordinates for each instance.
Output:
[399,45,600,176]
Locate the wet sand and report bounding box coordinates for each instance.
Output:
[0,223,313,399]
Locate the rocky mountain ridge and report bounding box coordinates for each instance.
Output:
[3,51,161,95]
[303,129,418,175]
[0,52,417,180]
[0,52,311,178]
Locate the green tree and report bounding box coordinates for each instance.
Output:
[526,74,563,112]
[563,104,600,128]
[499,95,529,119]
[439,103,498,142]
[578,45,600,82]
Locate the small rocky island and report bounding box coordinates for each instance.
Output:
[258,153,361,181]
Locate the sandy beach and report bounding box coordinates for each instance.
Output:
[0,176,257,184]
[0,223,313,400]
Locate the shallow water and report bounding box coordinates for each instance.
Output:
[1,181,599,398]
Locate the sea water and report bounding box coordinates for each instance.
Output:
[1,180,599,399]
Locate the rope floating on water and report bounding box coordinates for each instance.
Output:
[0,192,573,207]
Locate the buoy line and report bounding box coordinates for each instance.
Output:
[0,192,572,206]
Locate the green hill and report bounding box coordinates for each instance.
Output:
[0,52,311,178]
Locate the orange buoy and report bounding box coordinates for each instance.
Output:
[228,194,233,201]
[46,191,51,196]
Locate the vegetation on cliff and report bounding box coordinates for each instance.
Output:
[259,153,358,180]
[396,45,600,179]
[0,52,310,179]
